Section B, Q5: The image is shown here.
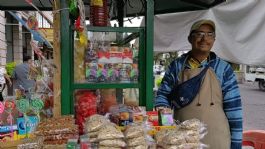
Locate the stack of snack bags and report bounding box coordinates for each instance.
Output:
[155,119,207,149]
[84,114,126,149]
[34,115,79,148]
[17,137,44,149]
[124,124,155,149]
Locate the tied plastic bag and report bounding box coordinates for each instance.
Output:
[157,119,208,149]
[127,136,147,146]
[163,143,208,149]
[180,119,208,139]
[99,139,126,147]
[155,128,172,145]
[124,125,145,139]
[127,145,149,149]
[85,114,108,132]
[162,131,186,145]
[125,118,156,148]
[17,137,44,149]
[98,146,121,149]
[97,124,124,140]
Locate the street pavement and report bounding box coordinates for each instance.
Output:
[239,82,265,130]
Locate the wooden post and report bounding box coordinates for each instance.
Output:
[53,0,61,117]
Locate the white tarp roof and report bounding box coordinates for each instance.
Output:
[152,0,265,65]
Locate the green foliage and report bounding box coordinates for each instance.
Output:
[5,62,16,76]
[154,52,179,68]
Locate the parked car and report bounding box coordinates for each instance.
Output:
[245,66,265,91]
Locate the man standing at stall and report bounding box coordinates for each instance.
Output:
[155,19,243,149]
[12,56,37,99]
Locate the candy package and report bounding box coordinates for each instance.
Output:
[75,90,98,134]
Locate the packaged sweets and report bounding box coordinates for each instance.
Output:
[122,47,133,64]
[85,63,97,82]
[97,124,124,140]
[127,136,147,146]
[124,125,144,139]
[99,139,126,147]
[85,114,108,132]
[97,63,107,82]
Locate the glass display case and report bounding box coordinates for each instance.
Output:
[67,27,146,114]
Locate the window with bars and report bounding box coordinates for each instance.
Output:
[36,12,51,28]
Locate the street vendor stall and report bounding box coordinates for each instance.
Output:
[0,0,226,148]
[0,0,226,115]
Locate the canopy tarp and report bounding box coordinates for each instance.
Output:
[0,0,225,16]
[153,0,265,65]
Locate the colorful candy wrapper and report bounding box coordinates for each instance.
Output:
[0,102,4,124]
[16,99,30,114]
[3,100,16,140]
[31,98,44,121]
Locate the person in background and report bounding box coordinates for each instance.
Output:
[0,66,12,101]
[155,19,243,149]
[12,56,37,98]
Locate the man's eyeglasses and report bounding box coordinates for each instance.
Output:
[192,31,215,39]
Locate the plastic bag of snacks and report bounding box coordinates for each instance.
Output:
[34,116,78,145]
[124,119,156,148]
[156,119,208,149]
[162,131,186,145]
[98,146,121,149]
[162,143,207,149]
[124,125,144,139]
[84,114,108,133]
[155,128,172,145]
[99,139,126,147]
[97,124,124,140]
[17,137,44,149]
[127,145,149,149]
[127,136,147,146]
[180,119,208,139]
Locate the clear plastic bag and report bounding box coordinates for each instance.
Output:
[124,125,144,139]
[127,136,147,146]
[17,137,44,149]
[162,131,186,145]
[125,117,156,148]
[98,146,121,149]
[87,130,99,138]
[85,114,108,132]
[127,145,149,149]
[97,124,124,140]
[180,119,208,140]
[164,143,208,149]
[99,139,126,147]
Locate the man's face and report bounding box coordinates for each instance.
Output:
[28,59,33,65]
[190,24,215,53]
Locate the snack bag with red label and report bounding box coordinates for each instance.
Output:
[147,111,159,126]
